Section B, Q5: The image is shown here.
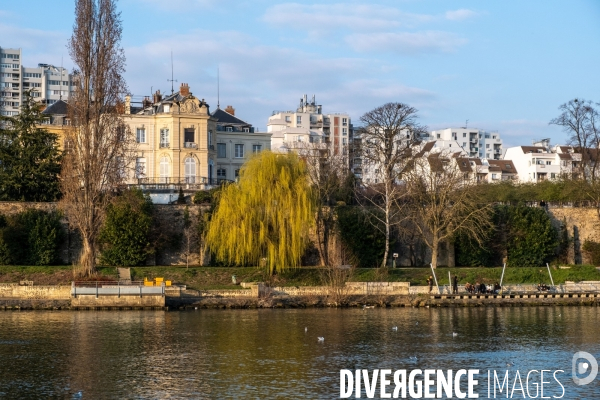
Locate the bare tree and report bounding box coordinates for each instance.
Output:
[405,154,493,269]
[550,99,600,181]
[357,102,427,268]
[61,0,132,276]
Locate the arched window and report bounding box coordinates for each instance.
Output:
[184,157,196,183]
[159,156,170,183]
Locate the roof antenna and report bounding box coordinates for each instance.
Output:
[465,119,469,129]
[217,66,220,109]
[167,50,177,94]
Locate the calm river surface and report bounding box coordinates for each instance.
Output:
[0,307,599,399]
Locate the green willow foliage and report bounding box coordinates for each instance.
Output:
[206,151,316,274]
[99,189,153,266]
[336,206,386,268]
[0,92,62,201]
[0,209,64,265]
[455,205,558,267]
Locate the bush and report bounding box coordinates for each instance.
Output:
[0,209,64,265]
[454,205,558,267]
[336,206,386,268]
[193,190,212,204]
[99,189,154,266]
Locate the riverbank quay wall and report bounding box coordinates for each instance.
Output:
[2,281,600,309]
[1,201,599,267]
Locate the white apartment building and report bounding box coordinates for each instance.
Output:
[268,95,350,157]
[429,128,503,160]
[503,139,580,183]
[1,46,73,116]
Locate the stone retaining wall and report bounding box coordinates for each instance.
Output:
[0,283,71,299]
[71,294,165,307]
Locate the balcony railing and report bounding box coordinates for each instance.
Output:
[159,142,169,148]
[183,142,197,148]
[131,176,233,189]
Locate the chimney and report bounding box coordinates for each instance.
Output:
[180,83,190,97]
[125,95,131,115]
[143,96,152,108]
[225,105,235,116]
[153,90,162,104]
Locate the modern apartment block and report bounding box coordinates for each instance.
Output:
[503,139,581,183]
[429,128,503,160]
[1,46,73,116]
[268,95,350,157]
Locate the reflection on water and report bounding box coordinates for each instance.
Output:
[0,307,599,399]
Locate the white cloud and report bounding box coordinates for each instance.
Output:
[123,29,437,128]
[347,31,467,54]
[445,9,479,21]
[263,3,435,32]
[0,23,71,68]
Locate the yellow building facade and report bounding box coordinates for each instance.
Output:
[123,85,217,187]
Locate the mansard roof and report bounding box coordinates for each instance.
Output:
[41,99,68,115]
[211,107,251,126]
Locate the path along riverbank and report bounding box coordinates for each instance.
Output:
[2,281,600,310]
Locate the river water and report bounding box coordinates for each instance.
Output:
[0,307,599,399]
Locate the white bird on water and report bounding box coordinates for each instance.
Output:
[305,327,308,332]
[452,332,458,337]
[318,337,325,342]
[392,326,398,331]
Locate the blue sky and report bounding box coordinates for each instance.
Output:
[1,0,599,147]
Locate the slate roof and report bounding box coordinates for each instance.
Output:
[42,99,68,115]
[211,108,251,126]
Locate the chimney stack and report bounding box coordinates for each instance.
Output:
[153,90,162,104]
[180,83,190,97]
[225,105,235,116]
[125,95,131,115]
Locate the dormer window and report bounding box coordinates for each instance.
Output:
[226,126,233,132]
[164,104,170,113]
[243,127,249,133]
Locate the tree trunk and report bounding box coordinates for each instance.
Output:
[431,236,439,269]
[78,234,96,277]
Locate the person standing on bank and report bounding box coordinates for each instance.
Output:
[427,276,433,294]
[452,275,458,294]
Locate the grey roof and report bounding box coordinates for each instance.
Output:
[211,108,251,126]
[42,100,68,115]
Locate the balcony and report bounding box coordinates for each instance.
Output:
[183,142,197,149]
[209,144,215,151]
[159,142,170,148]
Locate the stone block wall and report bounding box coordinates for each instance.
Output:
[0,283,72,299]
[548,207,600,265]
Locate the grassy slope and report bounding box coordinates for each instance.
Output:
[0,265,599,290]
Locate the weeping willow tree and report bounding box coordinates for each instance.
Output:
[206,151,316,274]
